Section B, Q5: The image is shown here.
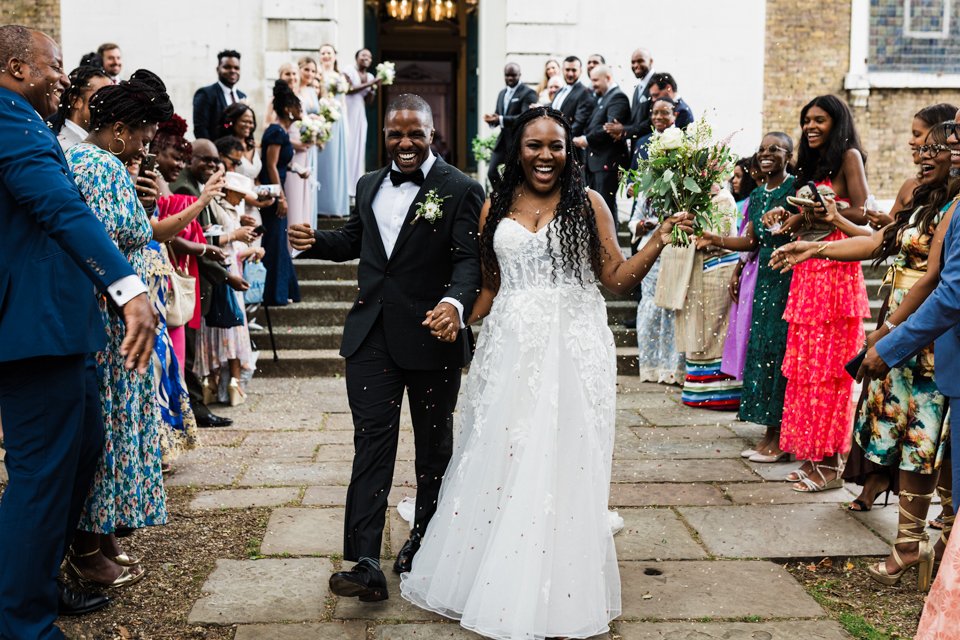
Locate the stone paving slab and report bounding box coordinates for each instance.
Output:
[190,487,301,510]
[612,459,758,484]
[188,558,333,624]
[638,408,739,427]
[260,507,345,556]
[724,483,858,505]
[315,443,357,461]
[618,560,824,619]
[720,421,767,441]
[616,390,682,411]
[680,504,890,558]
[196,430,247,447]
[241,431,326,460]
[239,460,354,487]
[743,459,800,482]
[376,623,610,639]
[334,569,445,621]
[617,620,849,640]
[849,503,903,545]
[626,425,747,460]
[234,621,367,640]
[217,395,326,430]
[609,483,727,507]
[615,509,707,560]
[302,485,349,506]
[315,429,356,445]
[164,447,244,487]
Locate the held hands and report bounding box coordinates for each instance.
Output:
[483,113,500,126]
[695,230,718,250]
[573,136,588,150]
[769,241,817,273]
[423,301,460,343]
[119,293,158,373]
[288,223,316,251]
[200,168,226,204]
[856,346,890,383]
[134,170,160,212]
[602,119,625,140]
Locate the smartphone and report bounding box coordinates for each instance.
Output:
[252,224,265,237]
[844,347,867,380]
[139,152,157,176]
[806,180,827,209]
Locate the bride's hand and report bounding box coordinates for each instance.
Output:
[658,212,694,245]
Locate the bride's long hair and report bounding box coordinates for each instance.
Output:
[481,106,602,287]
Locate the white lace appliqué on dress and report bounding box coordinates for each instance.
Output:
[400,218,621,640]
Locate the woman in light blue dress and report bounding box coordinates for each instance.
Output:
[316,44,351,218]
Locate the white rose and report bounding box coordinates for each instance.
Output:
[424,211,437,222]
[658,127,684,150]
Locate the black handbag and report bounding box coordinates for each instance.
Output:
[205,281,244,328]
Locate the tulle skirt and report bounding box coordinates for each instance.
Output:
[401,285,621,639]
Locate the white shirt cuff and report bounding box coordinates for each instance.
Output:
[440,297,466,328]
[107,274,148,307]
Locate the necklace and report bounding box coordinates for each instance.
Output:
[510,187,557,220]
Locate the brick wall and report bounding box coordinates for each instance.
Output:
[0,0,60,42]
[762,0,960,200]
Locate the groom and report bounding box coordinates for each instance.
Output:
[289,93,483,601]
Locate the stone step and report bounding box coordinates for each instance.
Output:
[293,260,358,281]
[294,279,636,303]
[254,323,641,351]
[256,347,642,377]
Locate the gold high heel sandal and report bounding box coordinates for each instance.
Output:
[866,490,935,591]
[66,547,146,589]
[202,377,217,405]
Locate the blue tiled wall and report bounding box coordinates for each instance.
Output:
[869,0,960,73]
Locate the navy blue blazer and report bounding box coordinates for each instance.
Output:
[877,200,960,397]
[193,83,247,141]
[0,88,135,362]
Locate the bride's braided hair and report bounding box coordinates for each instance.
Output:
[481,106,601,287]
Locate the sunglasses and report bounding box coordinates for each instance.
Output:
[757,145,788,155]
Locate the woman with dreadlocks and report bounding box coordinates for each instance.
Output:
[47,64,111,151]
[63,69,174,589]
[401,106,692,639]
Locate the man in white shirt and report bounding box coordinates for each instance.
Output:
[289,93,483,602]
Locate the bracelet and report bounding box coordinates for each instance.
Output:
[884,319,898,331]
[815,242,828,258]
[200,245,207,257]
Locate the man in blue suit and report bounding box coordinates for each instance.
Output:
[192,49,246,140]
[859,182,960,513]
[0,25,157,640]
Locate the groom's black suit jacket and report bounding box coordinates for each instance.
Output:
[299,157,484,370]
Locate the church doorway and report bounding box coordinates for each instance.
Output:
[363,0,479,171]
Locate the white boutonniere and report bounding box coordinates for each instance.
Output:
[411,189,449,225]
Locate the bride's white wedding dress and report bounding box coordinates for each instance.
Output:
[400,217,621,640]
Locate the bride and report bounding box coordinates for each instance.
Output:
[401,106,692,639]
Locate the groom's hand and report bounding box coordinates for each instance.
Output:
[288,223,316,251]
[423,302,459,342]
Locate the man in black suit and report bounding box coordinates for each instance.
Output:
[575,64,630,220]
[289,94,483,602]
[552,55,595,166]
[604,48,655,143]
[483,63,537,188]
[192,50,246,140]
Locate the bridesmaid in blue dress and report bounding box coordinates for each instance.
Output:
[316,44,351,217]
[260,80,302,306]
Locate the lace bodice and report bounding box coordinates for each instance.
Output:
[494,218,597,292]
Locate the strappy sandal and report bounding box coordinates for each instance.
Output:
[785,466,810,483]
[867,490,935,591]
[792,462,844,493]
[66,547,146,589]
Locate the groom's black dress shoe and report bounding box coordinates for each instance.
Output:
[58,580,111,616]
[393,534,421,574]
[197,413,233,428]
[329,560,388,602]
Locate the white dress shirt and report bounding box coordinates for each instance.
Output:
[553,83,573,110]
[498,85,518,126]
[218,81,239,106]
[636,68,655,101]
[57,119,88,152]
[371,152,464,324]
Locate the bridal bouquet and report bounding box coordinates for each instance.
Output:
[318,96,341,124]
[375,61,396,85]
[622,119,737,246]
[471,133,499,164]
[294,114,334,146]
[324,73,350,97]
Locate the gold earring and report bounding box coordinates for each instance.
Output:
[109,137,126,156]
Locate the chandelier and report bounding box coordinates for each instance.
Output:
[383,0,477,22]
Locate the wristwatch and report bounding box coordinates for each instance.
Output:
[884,319,897,331]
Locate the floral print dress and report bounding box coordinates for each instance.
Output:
[66,143,168,533]
[855,209,948,474]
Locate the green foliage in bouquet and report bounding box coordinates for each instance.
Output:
[471,133,499,164]
[621,120,737,246]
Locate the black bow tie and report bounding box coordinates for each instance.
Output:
[390,168,425,187]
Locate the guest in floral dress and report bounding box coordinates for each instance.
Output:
[64,70,174,588]
[699,134,795,462]
[774,123,956,589]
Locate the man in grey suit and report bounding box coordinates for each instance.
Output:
[483,63,537,188]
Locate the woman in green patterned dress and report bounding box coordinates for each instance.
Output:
[698,132,795,462]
